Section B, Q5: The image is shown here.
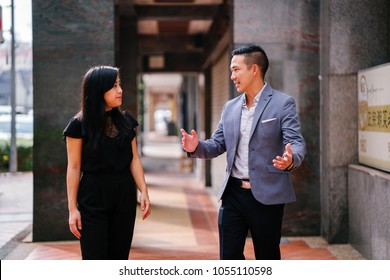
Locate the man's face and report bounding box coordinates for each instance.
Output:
[230,55,254,93]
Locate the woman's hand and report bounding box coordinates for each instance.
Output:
[69,209,82,239]
[139,191,151,220]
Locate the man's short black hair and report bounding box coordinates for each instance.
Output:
[232,45,269,78]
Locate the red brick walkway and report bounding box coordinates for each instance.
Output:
[19,172,356,260]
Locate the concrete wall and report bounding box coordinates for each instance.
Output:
[320,0,390,244]
[210,49,230,192]
[233,0,321,235]
[32,0,115,241]
[348,165,390,259]
[115,15,138,116]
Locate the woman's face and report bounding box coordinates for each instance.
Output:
[104,76,122,111]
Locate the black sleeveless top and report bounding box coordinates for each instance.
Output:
[63,111,138,174]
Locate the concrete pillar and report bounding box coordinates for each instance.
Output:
[233,0,321,235]
[32,0,115,241]
[320,0,390,243]
[116,15,138,116]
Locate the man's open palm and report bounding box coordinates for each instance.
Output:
[180,128,199,153]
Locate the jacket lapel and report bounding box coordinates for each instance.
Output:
[250,84,273,139]
[233,94,245,147]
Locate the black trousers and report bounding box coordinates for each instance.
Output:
[77,172,137,260]
[218,177,285,260]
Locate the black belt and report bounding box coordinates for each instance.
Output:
[229,176,251,189]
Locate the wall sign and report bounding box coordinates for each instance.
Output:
[358,62,390,172]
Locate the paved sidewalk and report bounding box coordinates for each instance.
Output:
[0,172,32,259]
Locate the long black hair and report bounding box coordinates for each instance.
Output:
[78,65,131,152]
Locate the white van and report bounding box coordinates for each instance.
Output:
[0,114,33,140]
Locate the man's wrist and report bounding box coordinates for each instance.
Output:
[284,160,294,171]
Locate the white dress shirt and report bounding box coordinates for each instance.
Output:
[231,86,265,179]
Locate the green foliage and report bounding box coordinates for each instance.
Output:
[0,139,33,172]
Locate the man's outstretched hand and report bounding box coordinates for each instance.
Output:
[180,128,199,153]
[272,143,293,170]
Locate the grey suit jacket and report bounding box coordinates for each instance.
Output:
[191,84,306,205]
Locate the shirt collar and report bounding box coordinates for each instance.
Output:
[243,82,267,107]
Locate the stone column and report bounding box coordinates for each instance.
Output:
[116,15,138,117]
[32,0,115,241]
[320,0,389,243]
[233,0,321,235]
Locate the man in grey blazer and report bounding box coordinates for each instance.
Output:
[180,45,306,260]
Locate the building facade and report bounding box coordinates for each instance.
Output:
[32,0,390,259]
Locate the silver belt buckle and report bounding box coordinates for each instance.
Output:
[241,180,251,189]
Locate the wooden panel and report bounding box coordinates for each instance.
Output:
[158,21,189,34]
[139,34,205,53]
[135,5,219,20]
[142,53,204,72]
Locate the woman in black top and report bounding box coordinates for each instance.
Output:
[63,66,151,260]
